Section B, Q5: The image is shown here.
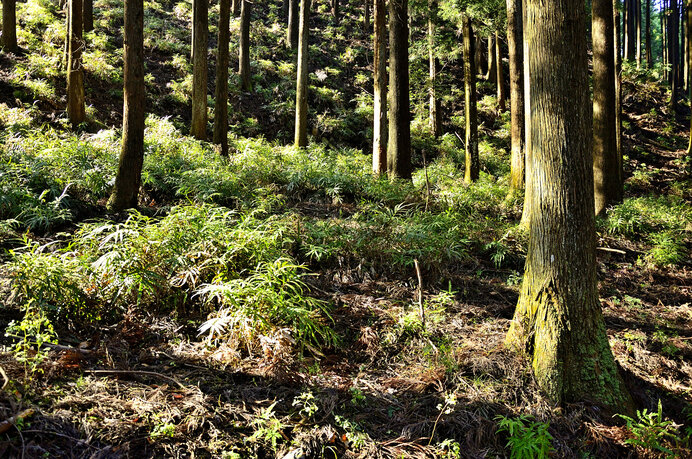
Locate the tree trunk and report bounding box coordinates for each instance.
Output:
[462,15,479,184]
[239,0,251,91]
[636,0,642,67]
[1,0,18,52]
[190,0,208,140]
[508,0,524,193]
[496,31,506,111]
[282,0,288,19]
[663,1,668,80]
[332,0,339,23]
[475,35,486,76]
[373,0,387,174]
[288,0,299,49]
[213,0,230,155]
[64,1,71,70]
[506,0,633,413]
[294,0,310,147]
[520,0,533,227]
[108,0,145,211]
[232,0,240,16]
[687,0,692,153]
[84,0,93,32]
[428,0,441,137]
[626,0,637,60]
[593,0,622,216]
[387,0,411,179]
[614,0,623,187]
[646,0,652,66]
[486,34,497,83]
[670,0,680,110]
[364,0,370,32]
[67,0,86,125]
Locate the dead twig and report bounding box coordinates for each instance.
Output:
[83,369,186,389]
[414,259,425,329]
[0,409,35,435]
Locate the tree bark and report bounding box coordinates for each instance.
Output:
[190,0,208,140]
[462,15,479,184]
[386,0,411,179]
[636,0,642,67]
[614,0,623,187]
[213,0,230,155]
[507,0,524,192]
[670,0,680,109]
[84,0,93,32]
[1,0,18,53]
[428,0,441,137]
[520,0,532,227]
[593,0,622,216]
[475,35,485,76]
[64,1,71,70]
[239,0,251,91]
[505,0,633,412]
[645,0,652,66]
[108,0,145,211]
[496,31,506,111]
[626,0,636,60]
[663,1,669,80]
[67,0,86,125]
[687,0,692,153]
[486,33,497,83]
[294,0,310,147]
[288,0,299,49]
[232,0,239,16]
[364,0,370,32]
[372,0,387,174]
[331,0,339,23]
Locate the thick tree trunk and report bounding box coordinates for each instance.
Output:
[190,0,208,140]
[626,0,637,60]
[486,34,497,83]
[67,0,86,125]
[496,31,506,111]
[386,0,411,179]
[462,16,479,184]
[108,0,145,211]
[288,0,299,49]
[687,0,692,153]
[84,0,93,32]
[507,0,524,193]
[239,0,251,91]
[646,0,652,66]
[213,0,230,155]
[636,0,642,67]
[615,0,623,185]
[428,0,441,137]
[593,0,622,215]
[372,0,387,174]
[506,0,633,412]
[294,0,310,147]
[520,1,532,227]
[1,0,18,52]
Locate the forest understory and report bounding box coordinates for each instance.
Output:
[0,0,691,457]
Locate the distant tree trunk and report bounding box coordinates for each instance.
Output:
[232,0,240,16]
[64,1,71,70]
[614,0,623,185]
[507,0,524,193]
[687,0,692,153]
[387,0,411,179]
[364,0,370,32]
[520,0,532,227]
[373,0,387,174]
[506,0,633,413]
[428,0,441,137]
[1,0,18,53]
[294,0,310,147]
[332,0,339,23]
[593,0,622,215]
[239,0,251,91]
[636,0,642,67]
[462,15,479,184]
[663,2,669,80]
[626,0,636,60]
[288,0,299,49]
[282,0,288,19]
[108,0,144,211]
[486,33,497,83]
[213,0,230,155]
[190,0,208,140]
[670,0,680,109]
[496,31,506,111]
[646,0,652,66]
[475,35,486,76]
[67,0,86,125]
[84,0,93,32]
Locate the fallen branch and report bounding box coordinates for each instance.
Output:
[0,409,35,435]
[83,369,185,389]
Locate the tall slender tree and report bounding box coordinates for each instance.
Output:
[387,0,411,179]
[428,0,441,137]
[507,0,524,192]
[486,33,497,82]
[373,0,387,174]
[636,0,642,67]
[364,0,370,32]
[213,0,231,155]
[614,0,623,186]
[190,0,208,140]
[239,0,252,91]
[288,0,299,49]
[506,0,633,412]
[294,0,310,147]
[462,15,479,184]
[670,0,680,109]
[687,0,692,153]
[108,0,145,211]
[67,0,86,125]
[593,0,622,215]
[84,0,94,32]
[520,1,532,227]
[1,0,18,53]
[496,31,506,111]
[232,0,240,16]
[646,0,652,66]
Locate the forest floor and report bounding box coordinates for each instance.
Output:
[0,0,691,458]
